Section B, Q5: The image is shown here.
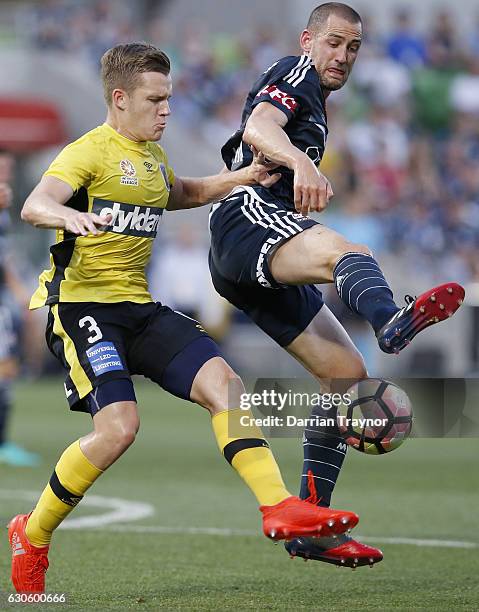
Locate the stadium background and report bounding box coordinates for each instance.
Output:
[0,1,478,610]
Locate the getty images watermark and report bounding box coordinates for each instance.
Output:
[238,388,388,430]
[227,378,479,438]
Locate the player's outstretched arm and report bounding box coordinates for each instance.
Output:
[243,102,333,216]
[21,176,111,236]
[166,151,281,211]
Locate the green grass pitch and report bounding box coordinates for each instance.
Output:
[0,379,478,610]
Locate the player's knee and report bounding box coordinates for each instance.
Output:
[97,419,139,455]
[330,240,373,268]
[194,362,245,414]
[109,428,137,454]
[118,429,137,450]
[313,352,367,383]
[308,236,373,280]
[209,370,245,415]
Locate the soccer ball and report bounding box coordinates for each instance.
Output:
[336,378,413,454]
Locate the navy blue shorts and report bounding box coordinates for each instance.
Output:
[209,186,324,347]
[46,302,221,413]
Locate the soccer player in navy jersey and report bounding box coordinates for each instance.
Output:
[209,2,464,567]
[9,43,359,594]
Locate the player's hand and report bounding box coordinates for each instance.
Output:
[0,183,12,209]
[293,155,333,216]
[247,146,281,188]
[64,211,113,236]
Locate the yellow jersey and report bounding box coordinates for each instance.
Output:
[30,123,175,309]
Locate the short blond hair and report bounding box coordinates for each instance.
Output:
[100,42,171,105]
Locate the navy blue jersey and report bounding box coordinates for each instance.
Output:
[221,55,328,208]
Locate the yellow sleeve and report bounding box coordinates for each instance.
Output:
[44,136,98,192]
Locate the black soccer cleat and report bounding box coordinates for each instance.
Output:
[285,534,383,569]
[376,283,465,354]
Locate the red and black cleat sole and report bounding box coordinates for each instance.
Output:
[285,537,383,569]
[289,549,382,569]
[377,283,465,354]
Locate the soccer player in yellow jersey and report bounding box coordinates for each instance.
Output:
[8,43,359,593]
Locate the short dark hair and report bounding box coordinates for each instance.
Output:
[307,3,362,31]
[100,42,171,105]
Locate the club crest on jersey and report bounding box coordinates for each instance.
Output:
[159,163,171,191]
[120,159,139,186]
[92,198,163,238]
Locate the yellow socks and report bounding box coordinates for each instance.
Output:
[212,408,290,506]
[25,412,289,547]
[26,440,103,547]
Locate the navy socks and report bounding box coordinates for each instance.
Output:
[300,431,347,507]
[333,253,399,332]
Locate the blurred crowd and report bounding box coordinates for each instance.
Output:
[157,6,479,286]
[23,0,137,65]
[0,0,474,381]
[21,0,479,286]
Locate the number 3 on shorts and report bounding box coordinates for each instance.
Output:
[79,315,103,344]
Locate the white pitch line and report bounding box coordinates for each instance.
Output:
[356,536,478,549]
[103,525,479,549]
[107,525,257,536]
[0,489,154,528]
[59,495,154,529]
[2,489,476,549]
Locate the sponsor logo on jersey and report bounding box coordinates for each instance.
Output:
[92,198,163,238]
[120,176,139,186]
[256,85,298,112]
[144,161,155,173]
[120,159,139,186]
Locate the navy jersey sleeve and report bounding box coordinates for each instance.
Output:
[251,55,317,121]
